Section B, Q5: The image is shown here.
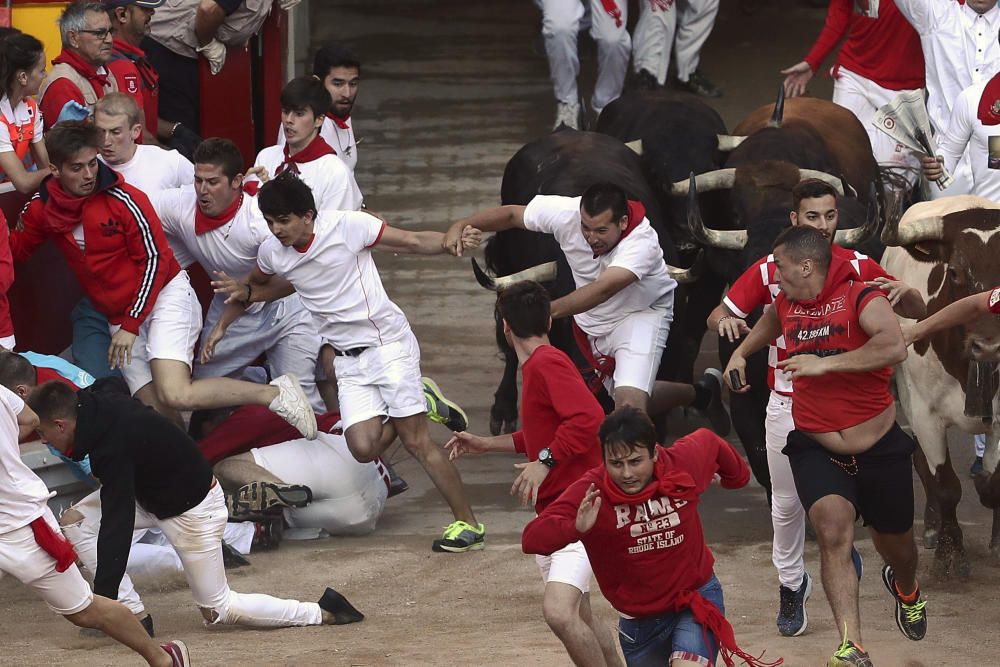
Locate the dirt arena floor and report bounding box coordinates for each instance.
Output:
[3,1,1000,665]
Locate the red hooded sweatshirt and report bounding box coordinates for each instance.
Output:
[10,164,180,334]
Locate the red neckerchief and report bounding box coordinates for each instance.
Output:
[195,192,243,235]
[599,445,699,505]
[978,72,1000,125]
[594,199,645,258]
[112,38,158,91]
[278,135,336,175]
[600,0,623,27]
[30,517,78,572]
[326,112,350,129]
[44,177,91,234]
[52,49,110,97]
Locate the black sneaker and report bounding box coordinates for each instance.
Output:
[881,564,927,641]
[828,634,873,667]
[318,587,365,625]
[221,540,251,569]
[431,520,486,553]
[776,572,811,637]
[675,70,722,98]
[382,460,409,498]
[227,481,313,515]
[693,368,731,436]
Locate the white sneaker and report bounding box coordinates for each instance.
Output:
[268,374,317,440]
[553,101,580,130]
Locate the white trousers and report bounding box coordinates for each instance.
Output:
[831,67,922,187]
[62,484,323,627]
[632,0,719,84]
[194,293,324,411]
[764,391,806,589]
[540,0,630,112]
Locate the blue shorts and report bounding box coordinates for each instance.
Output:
[617,574,724,667]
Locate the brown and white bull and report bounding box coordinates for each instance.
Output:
[882,195,1000,579]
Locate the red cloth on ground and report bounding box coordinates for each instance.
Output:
[803,0,923,90]
[522,431,773,666]
[30,516,78,572]
[197,405,341,464]
[510,345,604,512]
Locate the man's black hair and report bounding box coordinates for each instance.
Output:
[193,138,244,181]
[0,31,44,98]
[280,76,333,121]
[496,281,551,339]
[26,381,78,422]
[792,178,838,212]
[773,225,832,274]
[45,121,99,168]
[312,41,361,78]
[188,406,236,441]
[599,407,657,458]
[0,351,34,391]
[258,171,317,219]
[581,182,628,222]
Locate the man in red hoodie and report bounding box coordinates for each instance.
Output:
[8,121,317,440]
[522,408,771,667]
[445,280,620,666]
[724,226,926,666]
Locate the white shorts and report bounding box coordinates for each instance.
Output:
[588,309,670,395]
[110,271,203,394]
[333,329,426,430]
[535,539,592,593]
[0,508,93,615]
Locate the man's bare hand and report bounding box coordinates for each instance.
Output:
[200,324,227,364]
[459,225,482,253]
[442,222,467,257]
[865,277,908,307]
[576,483,602,534]
[245,165,270,183]
[511,460,550,507]
[777,354,829,378]
[780,61,813,97]
[108,329,137,370]
[718,316,751,342]
[444,431,490,461]
[211,271,249,305]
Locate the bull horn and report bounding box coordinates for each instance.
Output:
[834,184,881,247]
[670,168,736,196]
[471,257,497,291]
[716,134,747,151]
[768,84,785,128]
[625,138,643,155]
[686,172,748,250]
[797,169,852,196]
[667,249,704,284]
[882,214,945,247]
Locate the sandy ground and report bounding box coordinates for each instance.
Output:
[3,1,1000,665]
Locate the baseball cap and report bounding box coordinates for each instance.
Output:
[103,0,166,8]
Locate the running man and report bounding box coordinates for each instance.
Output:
[208,171,486,552]
[724,226,927,665]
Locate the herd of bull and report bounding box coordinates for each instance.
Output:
[472,86,1000,581]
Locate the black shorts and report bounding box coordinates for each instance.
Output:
[782,422,915,534]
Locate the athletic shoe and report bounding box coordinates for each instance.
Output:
[318,587,365,625]
[221,540,250,569]
[251,516,284,552]
[776,572,811,637]
[80,613,155,639]
[162,640,191,667]
[970,456,984,476]
[852,545,864,580]
[693,368,731,436]
[827,633,872,667]
[422,377,469,432]
[553,101,581,130]
[881,564,927,641]
[269,374,318,439]
[228,481,313,514]
[141,614,155,638]
[674,70,722,98]
[431,520,486,553]
[382,459,409,498]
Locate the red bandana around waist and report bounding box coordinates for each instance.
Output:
[195,192,243,235]
[327,112,350,129]
[978,73,1000,125]
[278,134,336,175]
[52,49,110,96]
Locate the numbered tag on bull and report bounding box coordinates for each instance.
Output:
[854,0,879,18]
[964,360,998,422]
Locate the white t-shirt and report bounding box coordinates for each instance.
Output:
[256,210,410,349]
[522,195,676,337]
[896,0,1000,133]
[277,116,358,173]
[0,385,52,534]
[0,94,43,154]
[936,80,1000,201]
[104,144,196,266]
[252,143,362,211]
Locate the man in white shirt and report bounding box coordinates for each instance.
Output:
[207,172,487,553]
[0,383,193,666]
[254,76,362,211]
[152,138,326,412]
[276,41,361,175]
[896,0,1000,196]
[446,182,729,427]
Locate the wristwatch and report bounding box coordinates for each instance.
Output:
[538,448,556,468]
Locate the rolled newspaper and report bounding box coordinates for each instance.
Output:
[872,90,953,190]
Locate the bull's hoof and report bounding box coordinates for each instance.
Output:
[923,528,939,550]
[931,546,971,581]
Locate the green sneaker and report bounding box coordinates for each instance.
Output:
[422,376,469,432]
[431,520,485,553]
[828,626,873,667]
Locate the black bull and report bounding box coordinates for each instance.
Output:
[477,130,692,435]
